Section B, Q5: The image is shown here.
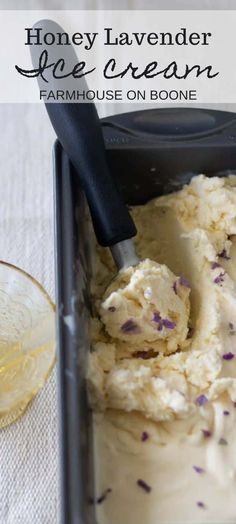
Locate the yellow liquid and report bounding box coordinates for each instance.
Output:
[0,339,55,425]
[0,341,22,368]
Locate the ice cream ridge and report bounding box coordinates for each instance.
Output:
[88,174,236,524]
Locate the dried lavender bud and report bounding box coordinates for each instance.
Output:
[153,312,176,331]
[213,272,225,284]
[121,319,141,335]
[218,438,228,446]
[197,501,206,509]
[141,431,149,442]
[211,262,221,270]
[223,410,230,416]
[222,352,235,361]
[137,479,152,493]
[193,465,205,474]
[202,429,212,438]
[152,311,163,332]
[179,276,191,288]
[97,488,112,504]
[162,318,176,329]
[218,249,230,260]
[152,312,162,323]
[196,395,208,406]
[108,306,116,312]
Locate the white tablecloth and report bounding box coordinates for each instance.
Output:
[0,104,58,524]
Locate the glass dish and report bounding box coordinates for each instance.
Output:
[0,261,55,428]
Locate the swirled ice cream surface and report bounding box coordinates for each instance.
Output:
[87,174,236,523]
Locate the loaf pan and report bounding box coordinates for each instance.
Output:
[53,107,236,524]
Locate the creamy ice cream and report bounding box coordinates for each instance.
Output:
[88,174,236,523]
[100,258,190,354]
[94,407,236,524]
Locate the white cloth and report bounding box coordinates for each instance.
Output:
[0,104,58,524]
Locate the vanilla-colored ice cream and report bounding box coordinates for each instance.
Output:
[100,258,190,354]
[87,174,236,523]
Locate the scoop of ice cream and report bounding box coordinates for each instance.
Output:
[99,259,190,354]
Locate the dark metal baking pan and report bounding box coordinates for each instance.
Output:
[53,107,236,524]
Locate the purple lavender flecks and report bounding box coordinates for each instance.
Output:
[202,429,212,438]
[211,262,221,270]
[162,318,176,329]
[137,479,152,493]
[213,272,225,284]
[193,465,205,474]
[196,395,208,407]
[197,501,206,509]
[153,312,176,331]
[223,410,230,416]
[222,352,235,361]
[141,431,149,442]
[179,275,191,288]
[218,248,231,260]
[153,312,162,323]
[96,488,112,504]
[121,319,141,335]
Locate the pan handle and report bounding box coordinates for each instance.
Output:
[101,108,236,142]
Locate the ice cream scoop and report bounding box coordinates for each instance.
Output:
[30,19,138,270]
[31,21,190,349]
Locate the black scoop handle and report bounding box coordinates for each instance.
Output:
[30,19,136,247]
[47,102,137,246]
